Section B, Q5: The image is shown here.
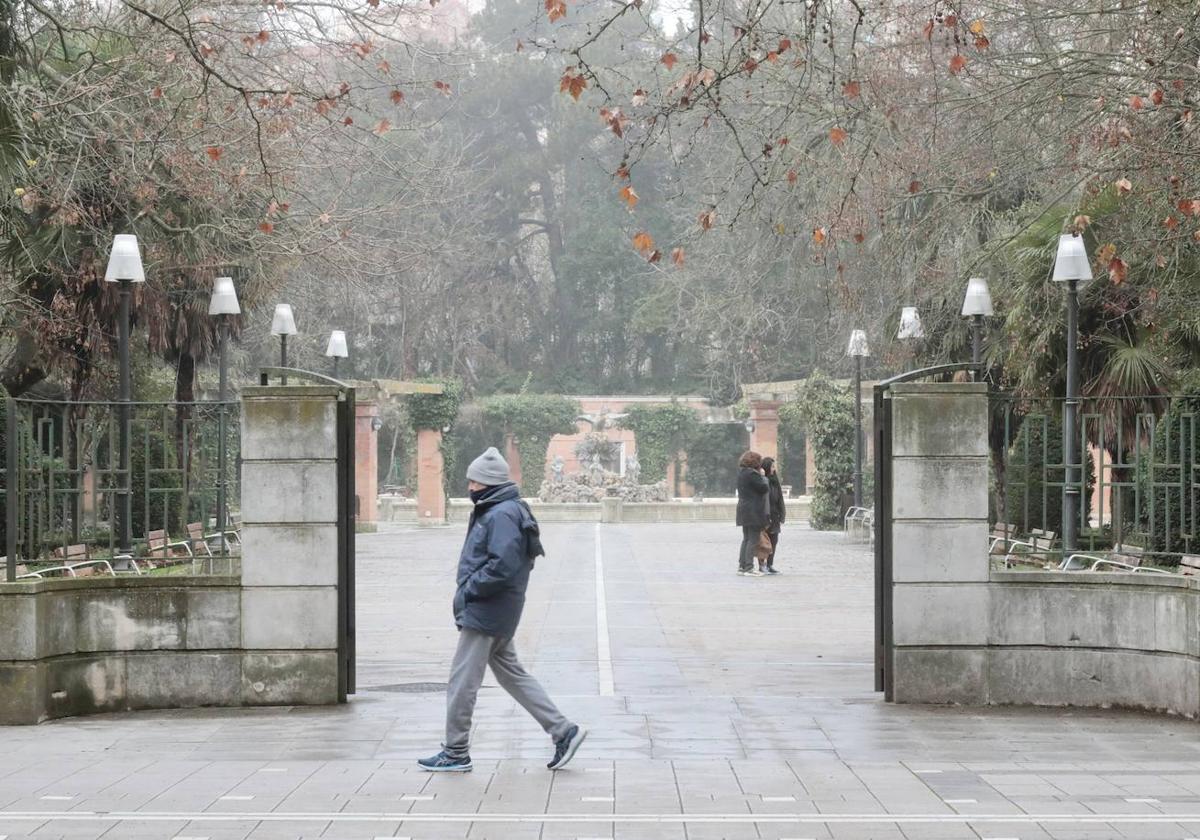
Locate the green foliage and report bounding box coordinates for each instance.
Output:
[1002,411,1095,536]
[685,423,748,496]
[783,372,855,529]
[619,402,699,486]
[1136,375,1200,560]
[480,394,580,494]
[405,380,463,431]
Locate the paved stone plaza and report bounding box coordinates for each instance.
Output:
[2,523,1200,840]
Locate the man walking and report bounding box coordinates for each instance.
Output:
[419,447,587,773]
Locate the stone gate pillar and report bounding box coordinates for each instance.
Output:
[888,381,989,704]
[504,433,523,488]
[416,428,446,525]
[240,385,342,705]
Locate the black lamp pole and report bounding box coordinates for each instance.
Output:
[116,279,133,557]
[853,354,863,508]
[1063,278,1081,554]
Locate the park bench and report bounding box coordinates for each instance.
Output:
[206,512,241,549]
[145,529,193,567]
[51,544,115,578]
[843,507,873,542]
[989,523,1037,567]
[1179,555,1200,577]
[1060,543,1171,574]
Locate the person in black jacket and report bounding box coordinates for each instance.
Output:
[761,456,786,575]
[735,450,769,577]
[419,447,587,773]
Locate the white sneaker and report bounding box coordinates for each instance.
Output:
[748,569,764,577]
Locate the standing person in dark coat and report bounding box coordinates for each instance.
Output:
[735,450,769,577]
[419,447,587,773]
[761,457,786,575]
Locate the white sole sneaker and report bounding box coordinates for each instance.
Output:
[548,727,588,770]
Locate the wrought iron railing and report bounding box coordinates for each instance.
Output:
[2,397,240,581]
[990,393,1196,566]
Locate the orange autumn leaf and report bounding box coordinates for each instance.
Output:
[1130,95,1144,110]
[968,19,985,34]
[1108,257,1127,285]
[1163,215,1179,230]
[632,231,655,256]
[974,34,990,49]
[1115,177,1133,195]
[258,221,274,234]
[949,54,967,75]
[829,126,849,145]
[778,38,791,52]
[206,146,223,161]
[943,14,957,27]
[545,0,566,22]
[560,68,587,101]
[433,80,452,95]
[619,185,639,210]
[812,227,827,245]
[1152,89,1164,106]
[373,118,391,135]
[661,52,678,71]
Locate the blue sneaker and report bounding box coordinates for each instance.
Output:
[547,725,587,770]
[418,751,472,772]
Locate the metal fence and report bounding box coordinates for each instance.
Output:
[990,393,1197,566]
[2,397,240,581]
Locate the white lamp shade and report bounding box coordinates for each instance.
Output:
[270,303,298,336]
[325,330,349,358]
[1052,233,1093,282]
[961,277,994,317]
[208,277,241,316]
[847,329,870,357]
[103,234,146,282]
[897,306,924,339]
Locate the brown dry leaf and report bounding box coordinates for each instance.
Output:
[256,29,270,43]
[974,35,990,49]
[258,221,274,234]
[619,185,639,210]
[1108,257,1127,285]
[1073,214,1092,231]
[787,169,798,185]
[632,89,647,107]
[1177,199,1199,217]
[812,227,827,246]
[671,247,685,267]
[968,19,985,34]
[632,231,655,255]
[698,208,716,230]
[390,89,405,105]
[922,18,934,40]
[843,80,861,98]
[319,213,331,224]
[560,69,587,101]
[661,52,678,71]
[373,119,391,135]
[433,80,452,95]
[206,146,223,161]
[854,232,865,244]
[545,0,566,22]
[1163,215,1179,230]
[1096,242,1116,264]
[743,58,758,75]
[944,14,958,27]
[908,180,922,194]
[949,55,967,75]
[778,38,791,52]
[1115,177,1133,195]
[1130,95,1144,110]
[1152,89,1164,106]
[151,86,163,99]
[766,51,779,63]
[829,126,848,145]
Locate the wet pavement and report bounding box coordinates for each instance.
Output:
[2,522,1199,839]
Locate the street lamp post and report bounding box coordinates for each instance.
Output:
[325,330,349,379]
[270,304,297,384]
[1052,233,1093,555]
[848,329,870,508]
[104,234,146,559]
[961,277,994,371]
[209,277,240,556]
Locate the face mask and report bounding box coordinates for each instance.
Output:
[469,487,488,504]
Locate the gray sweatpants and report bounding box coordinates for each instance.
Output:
[444,628,573,759]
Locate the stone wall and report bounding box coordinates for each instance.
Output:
[0,385,346,725]
[888,382,1200,719]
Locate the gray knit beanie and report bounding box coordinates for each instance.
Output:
[466,447,511,486]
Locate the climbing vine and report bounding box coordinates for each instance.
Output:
[480,394,580,494]
[619,401,699,486]
[781,371,855,529]
[404,380,463,499]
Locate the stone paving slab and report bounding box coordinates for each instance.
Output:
[2,523,1200,839]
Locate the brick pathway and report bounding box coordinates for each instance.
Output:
[1,522,1199,839]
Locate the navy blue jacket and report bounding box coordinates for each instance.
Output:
[453,483,541,639]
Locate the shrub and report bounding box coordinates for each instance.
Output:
[782,372,855,530]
